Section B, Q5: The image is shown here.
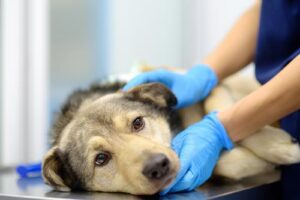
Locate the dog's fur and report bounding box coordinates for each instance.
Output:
[42,72,300,195]
[43,82,182,194]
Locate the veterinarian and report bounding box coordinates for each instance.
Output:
[124,0,300,199]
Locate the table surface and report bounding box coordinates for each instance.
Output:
[0,166,280,200]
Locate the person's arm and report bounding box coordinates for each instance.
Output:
[204,0,261,80]
[219,55,300,141]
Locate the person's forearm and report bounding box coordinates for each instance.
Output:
[218,55,300,141]
[203,1,261,80]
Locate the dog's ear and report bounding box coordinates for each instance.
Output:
[42,147,78,192]
[126,83,177,108]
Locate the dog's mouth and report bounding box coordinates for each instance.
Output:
[160,170,177,190]
[148,164,179,193]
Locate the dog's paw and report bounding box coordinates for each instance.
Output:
[240,126,300,165]
[214,146,275,180]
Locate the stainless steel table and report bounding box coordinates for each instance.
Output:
[0,166,281,200]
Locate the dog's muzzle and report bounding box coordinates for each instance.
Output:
[142,153,170,180]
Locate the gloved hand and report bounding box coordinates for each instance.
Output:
[123,65,218,109]
[160,112,233,195]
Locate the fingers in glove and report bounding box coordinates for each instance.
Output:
[167,170,196,193]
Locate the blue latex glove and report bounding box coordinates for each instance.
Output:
[16,162,42,178]
[123,65,218,109]
[160,112,233,195]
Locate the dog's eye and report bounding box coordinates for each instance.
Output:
[95,152,111,166]
[132,117,145,132]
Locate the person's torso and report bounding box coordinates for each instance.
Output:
[255,0,300,139]
[255,1,300,199]
[255,0,300,84]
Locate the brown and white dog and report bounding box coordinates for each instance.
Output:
[42,71,300,195]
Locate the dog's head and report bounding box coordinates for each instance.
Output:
[42,83,180,195]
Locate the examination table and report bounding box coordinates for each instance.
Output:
[0,166,281,200]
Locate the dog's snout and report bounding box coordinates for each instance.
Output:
[142,153,170,180]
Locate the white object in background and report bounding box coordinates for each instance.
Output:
[26,0,49,163]
[1,0,49,165]
[1,0,27,165]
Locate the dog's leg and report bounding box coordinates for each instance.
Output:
[214,146,275,180]
[239,126,300,165]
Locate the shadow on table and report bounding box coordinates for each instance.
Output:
[45,189,206,200]
[16,175,205,200]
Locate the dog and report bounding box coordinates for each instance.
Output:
[42,71,300,195]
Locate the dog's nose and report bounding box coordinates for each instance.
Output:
[142,153,170,180]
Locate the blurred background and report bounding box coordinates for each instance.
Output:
[0,0,253,166]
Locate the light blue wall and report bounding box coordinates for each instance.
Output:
[49,0,183,121]
[49,0,109,123]
[108,0,183,74]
